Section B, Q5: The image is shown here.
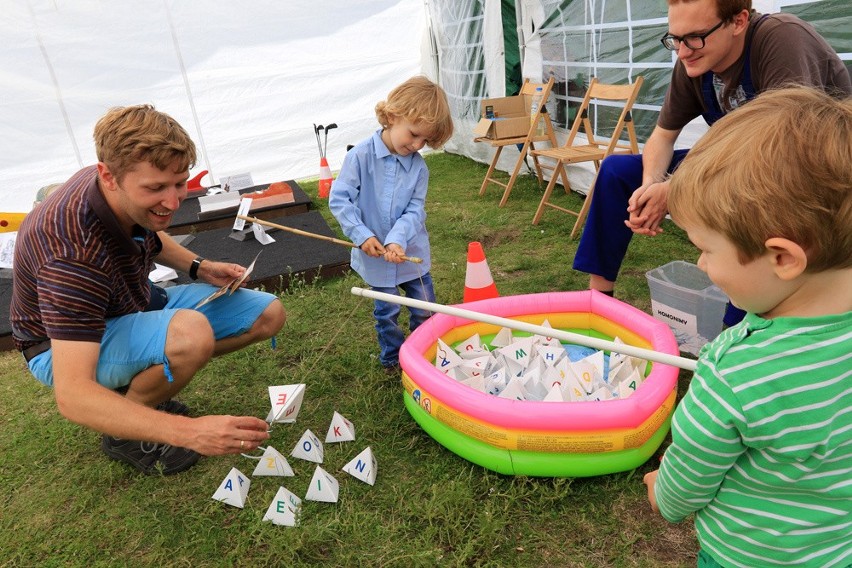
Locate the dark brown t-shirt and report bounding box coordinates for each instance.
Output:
[659,12,851,131]
[11,166,162,350]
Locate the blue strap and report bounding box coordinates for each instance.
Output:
[700,14,768,125]
[163,356,175,383]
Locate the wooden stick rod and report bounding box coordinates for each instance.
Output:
[350,287,697,371]
[237,215,423,264]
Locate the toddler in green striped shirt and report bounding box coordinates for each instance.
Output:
[643,86,851,568]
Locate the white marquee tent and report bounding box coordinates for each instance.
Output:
[1,0,848,213]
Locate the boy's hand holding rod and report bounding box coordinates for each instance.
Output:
[236,214,423,264]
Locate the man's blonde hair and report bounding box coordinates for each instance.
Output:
[94,104,197,182]
[669,86,852,272]
[375,76,454,148]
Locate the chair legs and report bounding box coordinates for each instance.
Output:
[569,170,600,239]
[532,163,565,225]
[478,146,504,197]
[498,143,532,207]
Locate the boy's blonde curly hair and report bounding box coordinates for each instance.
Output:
[375,76,454,148]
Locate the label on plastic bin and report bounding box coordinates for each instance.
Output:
[650,300,698,337]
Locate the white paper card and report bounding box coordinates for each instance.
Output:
[1,232,18,268]
[233,198,252,231]
[325,411,356,443]
[211,467,251,508]
[304,465,339,503]
[252,223,276,245]
[220,172,254,191]
[252,446,295,477]
[291,429,324,463]
[266,384,306,424]
[342,446,377,486]
[149,263,178,283]
[198,191,240,213]
[262,486,301,527]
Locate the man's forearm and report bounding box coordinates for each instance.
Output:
[156,231,198,274]
[641,127,679,186]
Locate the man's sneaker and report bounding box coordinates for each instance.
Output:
[101,435,201,475]
[156,399,191,416]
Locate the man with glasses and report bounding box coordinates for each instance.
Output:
[572,0,849,326]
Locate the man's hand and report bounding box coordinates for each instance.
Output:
[643,469,660,513]
[626,179,670,236]
[197,260,248,287]
[182,415,271,456]
[360,236,386,257]
[383,243,406,264]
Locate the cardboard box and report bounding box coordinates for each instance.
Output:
[646,260,729,356]
[473,94,533,140]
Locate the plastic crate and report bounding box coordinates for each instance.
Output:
[645,261,728,355]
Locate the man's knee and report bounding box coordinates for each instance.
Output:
[253,299,286,340]
[166,309,216,365]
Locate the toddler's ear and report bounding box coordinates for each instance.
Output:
[765,237,807,281]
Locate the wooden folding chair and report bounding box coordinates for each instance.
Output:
[530,76,644,238]
[475,77,558,207]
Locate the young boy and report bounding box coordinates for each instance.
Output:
[642,86,851,567]
[329,76,454,370]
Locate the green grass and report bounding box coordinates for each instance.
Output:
[0,152,700,567]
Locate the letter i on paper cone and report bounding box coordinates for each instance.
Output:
[325,411,356,443]
[262,486,302,527]
[212,467,251,508]
[305,465,339,503]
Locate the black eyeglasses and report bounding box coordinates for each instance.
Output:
[660,20,725,51]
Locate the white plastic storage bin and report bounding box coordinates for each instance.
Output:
[645,260,729,355]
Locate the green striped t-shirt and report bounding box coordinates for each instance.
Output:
[655,311,851,568]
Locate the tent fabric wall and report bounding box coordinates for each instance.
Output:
[1,0,425,213]
[2,0,847,213]
[446,0,850,197]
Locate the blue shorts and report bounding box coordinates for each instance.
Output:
[27,284,278,389]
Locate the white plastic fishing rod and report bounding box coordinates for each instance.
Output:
[351,287,697,371]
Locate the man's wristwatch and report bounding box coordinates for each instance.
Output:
[189,256,205,280]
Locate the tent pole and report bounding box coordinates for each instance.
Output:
[164,0,214,179]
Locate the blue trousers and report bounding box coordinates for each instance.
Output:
[371,273,435,367]
[573,150,689,282]
[572,150,745,326]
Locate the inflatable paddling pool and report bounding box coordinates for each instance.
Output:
[398,291,680,477]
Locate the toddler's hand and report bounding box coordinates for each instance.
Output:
[360,237,386,257]
[384,243,406,264]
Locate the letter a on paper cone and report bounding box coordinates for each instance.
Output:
[291,429,324,463]
[325,411,356,443]
[342,446,377,486]
[305,465,339,503]
[253,446,295,477]
[212,467,251,508]
[266,384,305,424]
[262,486,302,527]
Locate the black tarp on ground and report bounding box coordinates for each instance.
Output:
[1,210,350,352]
[169,180,313,235]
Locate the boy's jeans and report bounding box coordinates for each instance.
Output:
[371,273,435,367]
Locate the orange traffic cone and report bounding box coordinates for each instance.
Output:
[318,157,333,198]
[464,241,499,302]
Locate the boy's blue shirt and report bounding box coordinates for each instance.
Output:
[329,129,432,287]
